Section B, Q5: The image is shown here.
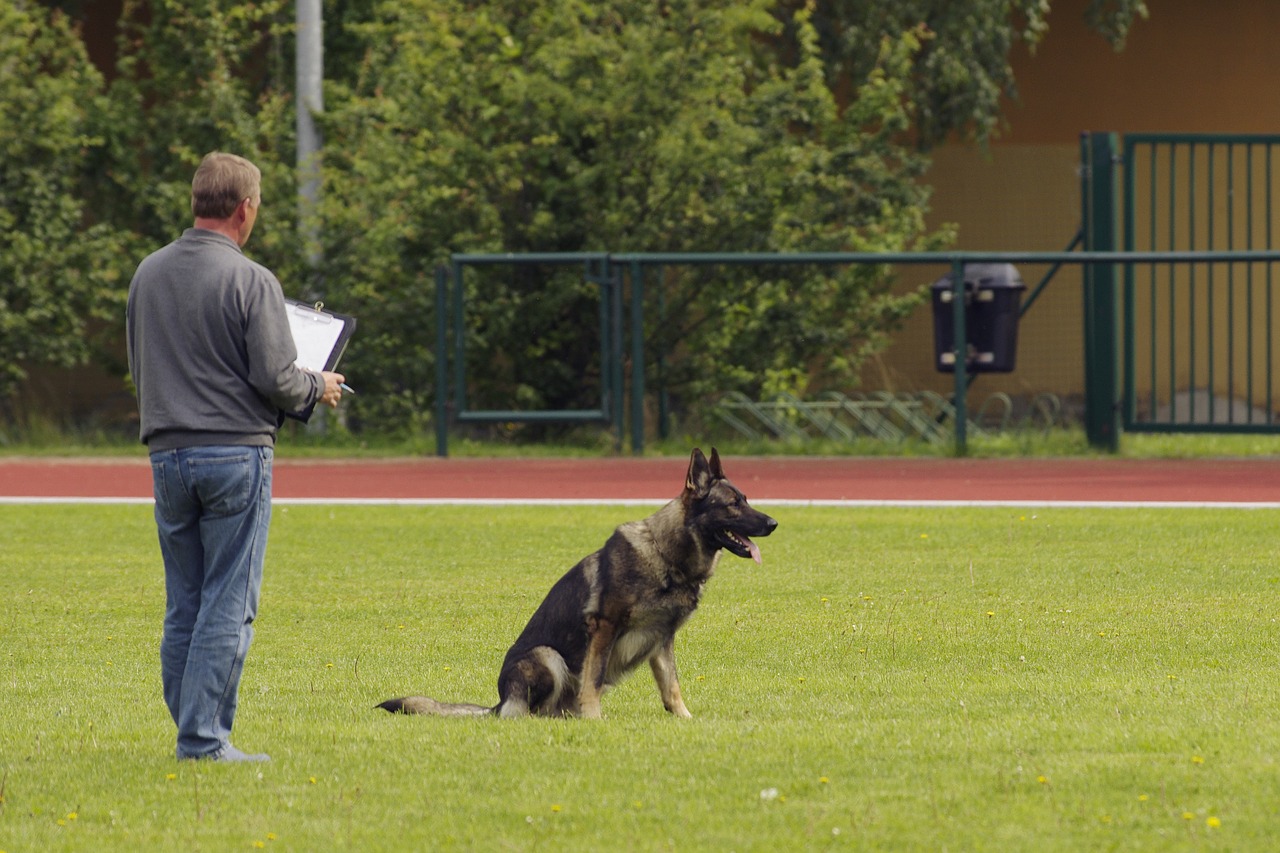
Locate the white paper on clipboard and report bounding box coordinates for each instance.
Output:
[285,300,354,372]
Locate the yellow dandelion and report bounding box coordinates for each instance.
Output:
[1138,794,1149,802]
[986,611,995,618]
[325,663,334,669]
[166,773,177,781]
[1037,775,1048,785]
[254,842,265,850]
[1182,812,1195,821]
[1192,755,1205,765]
[551,804,562,813]
[267,832,278,841]
[919,534,928,539]
[820,597,829,604]
[67,812,78,821]
[1207,816,1222,829]
[308,776,318,785]
[819,776,829,784]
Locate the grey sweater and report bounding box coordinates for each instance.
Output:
[126,228,322,450]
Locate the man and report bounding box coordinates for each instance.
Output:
[126,151,344,762]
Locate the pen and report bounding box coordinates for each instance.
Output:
[340,383,356,395]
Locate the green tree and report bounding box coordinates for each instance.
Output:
[318,1,948,431]
[0,4,125,401]
[93,0,304,279]
[3,0,1151,436]
[1,0,312,418]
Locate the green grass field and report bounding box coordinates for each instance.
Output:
[2,501,1276,850]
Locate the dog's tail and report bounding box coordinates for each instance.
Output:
[377,696,495,717]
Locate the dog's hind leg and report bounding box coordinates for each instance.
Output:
[494,661,536,718]
[496,647,574,718]
[649,637,693,719]
[496,696,531,718]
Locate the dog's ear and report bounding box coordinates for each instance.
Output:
[708,447,725,480]
[685,447,714,499]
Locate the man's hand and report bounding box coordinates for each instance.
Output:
[318,371,346,408]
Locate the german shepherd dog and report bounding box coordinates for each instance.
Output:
[378,447,777,719]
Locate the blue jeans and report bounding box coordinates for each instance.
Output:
[150,446,273,759]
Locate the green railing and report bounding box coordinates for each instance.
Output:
[435,247,1280,457]
[432,133,1280,455]
[436,253,624,456]
[1121,133,1280,432]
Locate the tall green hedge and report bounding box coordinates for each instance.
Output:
[2,0,1146,436]
[311,1,946,432]
[0,4,129,398]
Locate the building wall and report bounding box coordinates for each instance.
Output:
[872,0,1280,416]
[1004,0,1280,142]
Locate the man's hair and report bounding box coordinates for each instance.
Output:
[191,152,261,219]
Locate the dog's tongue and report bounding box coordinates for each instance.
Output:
[747,538,761,564]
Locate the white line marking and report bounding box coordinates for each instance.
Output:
[2,497,1279,509]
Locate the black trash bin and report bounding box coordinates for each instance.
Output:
[930,263,1026,373]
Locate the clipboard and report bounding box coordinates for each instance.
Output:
[284,299,357,422]
[285,298,356,372]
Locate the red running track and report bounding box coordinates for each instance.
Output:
[3,455,1280,504]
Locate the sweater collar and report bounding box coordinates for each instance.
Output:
[182,227,244,253]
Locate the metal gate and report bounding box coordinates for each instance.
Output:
[434,253,624,455]
[1119,133,1280,433]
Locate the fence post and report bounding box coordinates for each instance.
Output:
[434,264,449,457]
[629,259,646,453]
[604,258,626,451]
[1081,132,1122,451]
[949,258,969,455]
